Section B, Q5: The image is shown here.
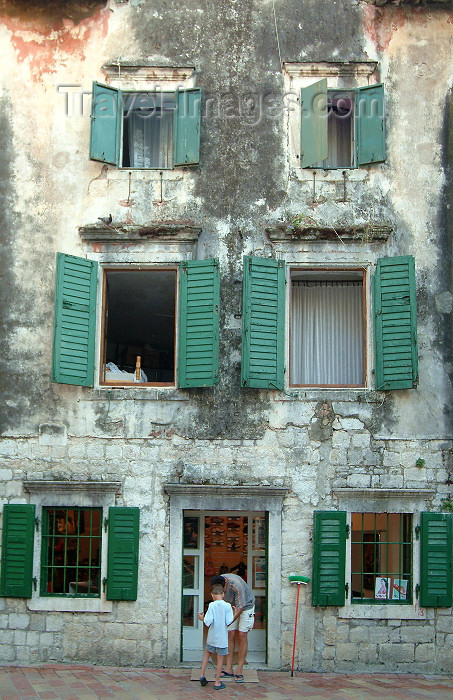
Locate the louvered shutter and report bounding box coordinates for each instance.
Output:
[373,255,418,390]
[356,84,385,165]
[300,79,328,168]
[420,512,452,607]
[0,504,35,598]
[89,82,122,166]
[312,511,347,606]
[52,253,98,387]
[241,256,285,390]
[178,259,220,388]
[174,88,201,166]
[107,507,140,601]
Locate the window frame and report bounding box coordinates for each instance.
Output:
[288,266,367,389]
[283,61,384,173]
[99,264,179,388]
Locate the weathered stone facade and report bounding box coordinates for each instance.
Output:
[0,0,452,672]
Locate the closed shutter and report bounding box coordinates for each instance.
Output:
[178,259,220,388]
[241,256,285,390]
[300,79,328,168]
[89,81,122,166]
[107,507,140,601]
[356,84,385,165]
[52,253,98,387]
[174,88,202,166]
[312,511,347,606]
[0,504,35,598]
[373,255,418,390]
[420,512,452,607]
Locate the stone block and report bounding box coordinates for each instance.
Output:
[357,643,379,663]
[40,632,55,647]
[9,613,29,630]
[14,646,31,662]
[346,474,371,488]
[399,625,434,643]
[0,644,16,661]
[322,645,336,659]
[335,642,358,661]
[46,616,64,633]
[380,474,404,488]
[341,418,365,430]
[29,614,45,632]
[13,630,27,645]
[332,432,350,448]
[379,643,414,663]
[0,630,14,644]
[351,433,371,447]
[0,468,13,480]
[350,626,390,644]
[415,643,435,661]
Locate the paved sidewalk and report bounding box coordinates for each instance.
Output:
[1,665,453,700]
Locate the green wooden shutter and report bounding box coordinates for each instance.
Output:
[174,88,201,166]
[312,511,347,606]
[241,256,285,390]
[178,259,220,388]
[300,79,328,168]
[89,81,121,166]
[373,255,418,390]
[107,507,139,601]
[0,504,35,598]
[420,512,452,607]
[356,84,385,165]
[52,253,98,387]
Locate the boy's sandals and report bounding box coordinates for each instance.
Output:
[220,671,234,678]
[234,674,244,683]
[214,682,226,690]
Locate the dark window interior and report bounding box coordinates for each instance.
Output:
[122,92,175,169]
[103,269,176,385]
[314,90,354,168]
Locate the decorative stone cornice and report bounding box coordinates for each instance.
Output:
[164,484,290,498]
[24,480,122,495]
[102,64,195,84]
[266,223,393,243]
[333,488,435,499]
[79,224,201,245]
[283,62,378,79]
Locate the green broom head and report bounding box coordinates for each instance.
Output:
[288,574,310,584]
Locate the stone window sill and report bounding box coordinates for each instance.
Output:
[339,604,433,621]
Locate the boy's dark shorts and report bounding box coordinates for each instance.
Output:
[206,644,228,656]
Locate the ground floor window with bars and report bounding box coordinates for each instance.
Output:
[351,513,412,604]
[41,507,102,597]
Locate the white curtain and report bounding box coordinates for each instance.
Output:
[128,110,173,168]
[291,280,363,385]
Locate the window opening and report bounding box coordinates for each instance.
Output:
[41,507,102,597]
[351,513,412,604]
[122,92,175,169]
[102,268,176,386]
[290,269,364,387]
[313,90,354,168]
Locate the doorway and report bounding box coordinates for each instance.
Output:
[182,511,267,663]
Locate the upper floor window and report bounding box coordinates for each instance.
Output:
[89,66,201,169]
[284,62,385,170]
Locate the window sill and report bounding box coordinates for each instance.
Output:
[290,167,371,182]
[339,604,433,620]
[28,597,113,613]
[274,388,384,403]
[89,387,190,401]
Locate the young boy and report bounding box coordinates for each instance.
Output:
[198,584,234,690]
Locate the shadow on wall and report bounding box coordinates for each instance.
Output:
[0,0,108,23]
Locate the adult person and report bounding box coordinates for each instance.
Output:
[210,573,255,683]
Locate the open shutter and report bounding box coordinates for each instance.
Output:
[373,255,418,390]
[107,507,139,601]
[356,84,385,165]
[0,504,35,598]
[178,259,220,388]
[241,256,285,390]
[312,511,347,606]
[174,88,201,166]
[89,81,121,166]
[300,79,328,168]
[52,253,98,387]
[420,512,452,607]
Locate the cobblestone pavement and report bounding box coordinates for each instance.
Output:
[1,665,453,700]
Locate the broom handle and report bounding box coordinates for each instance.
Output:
[291,583,301,677]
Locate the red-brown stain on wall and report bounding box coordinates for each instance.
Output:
[362,4,436,51]
[0,4,109,81]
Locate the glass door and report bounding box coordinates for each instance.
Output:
[182,511,267,663]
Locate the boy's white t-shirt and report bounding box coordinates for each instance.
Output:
[204,599,234,648]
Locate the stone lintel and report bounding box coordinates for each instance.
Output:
[164,484,290,498]
[102,64,195,83]
[333,488,435,499]
[24,480,122,495]
[79,224,201,244]
[266,224,392,243]
[283,61,378,79]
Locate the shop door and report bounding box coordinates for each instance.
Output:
[182,511,267,663]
